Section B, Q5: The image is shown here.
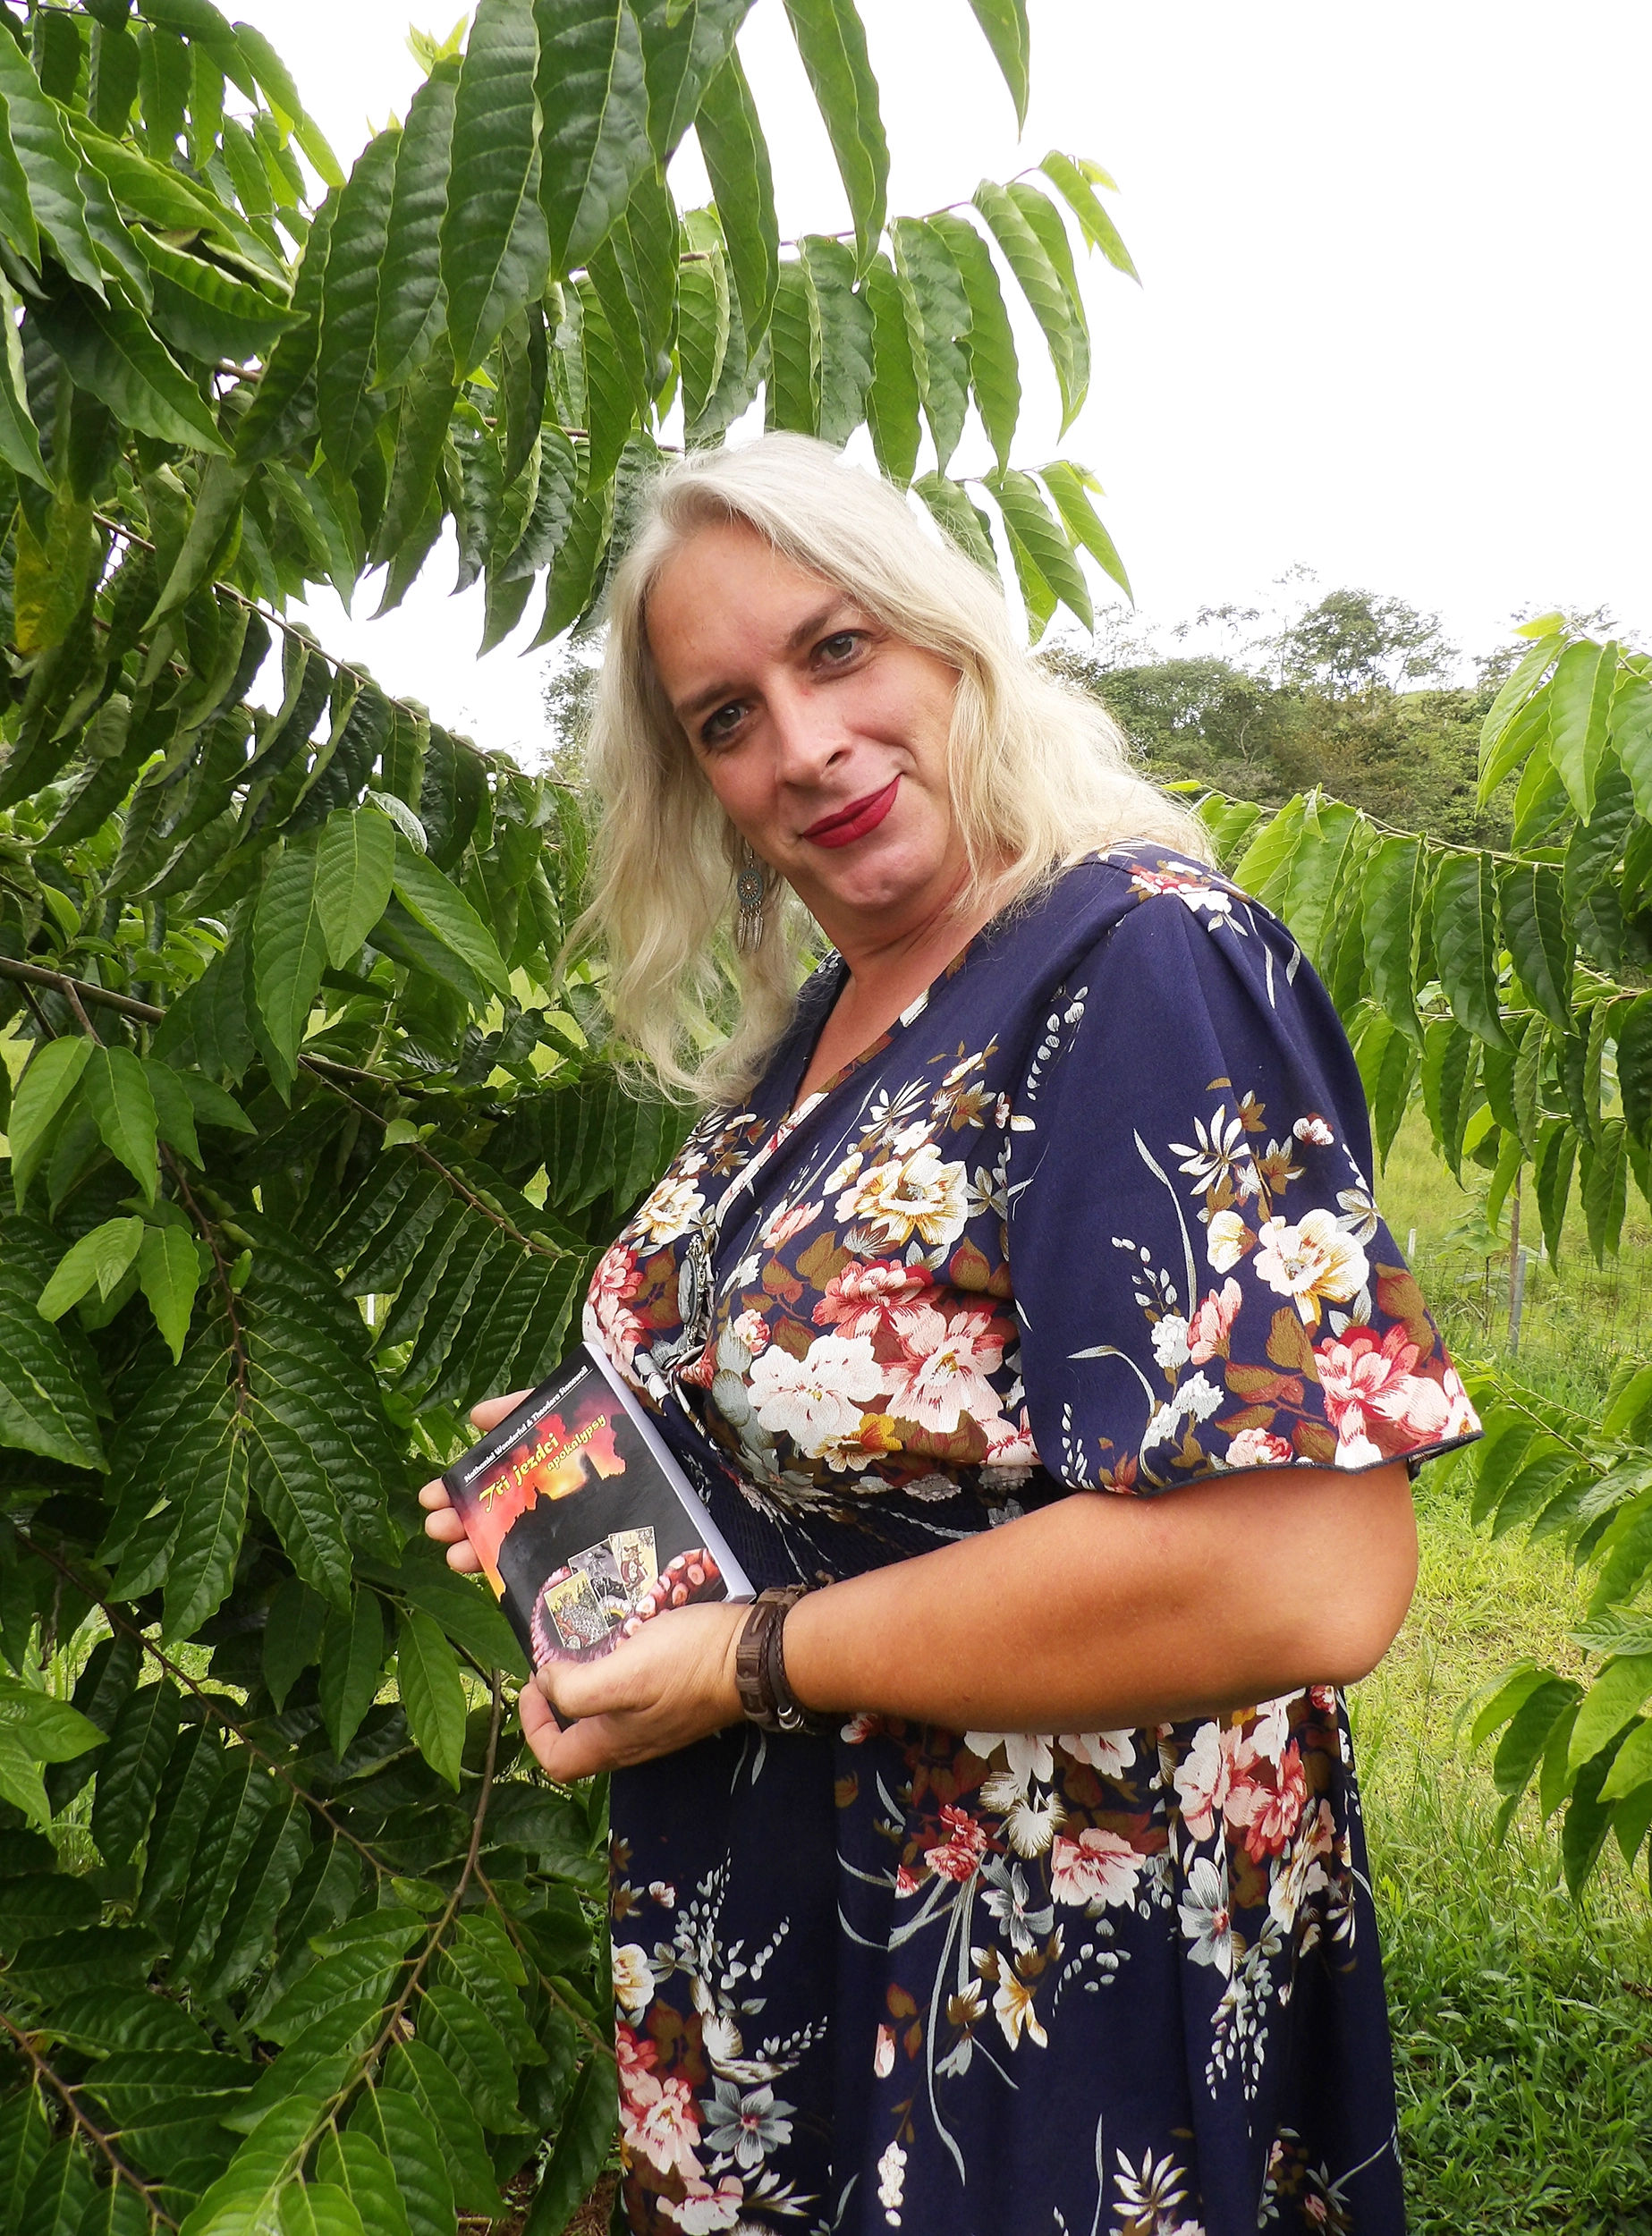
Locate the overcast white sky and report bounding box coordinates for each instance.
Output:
[232,0,1652,761]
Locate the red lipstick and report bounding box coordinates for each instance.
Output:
[801,777,900,849]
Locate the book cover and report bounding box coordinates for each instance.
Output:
[442,1342,752,1672]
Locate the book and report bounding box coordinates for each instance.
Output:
[442,1342,753,1673]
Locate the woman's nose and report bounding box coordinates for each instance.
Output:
[768,680,846,784]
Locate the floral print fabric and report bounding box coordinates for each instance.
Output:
[587,855,1478,2236]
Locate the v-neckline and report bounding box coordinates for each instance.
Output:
[780,927,984,1124]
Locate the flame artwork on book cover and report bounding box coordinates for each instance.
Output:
[444,1354,735,1671]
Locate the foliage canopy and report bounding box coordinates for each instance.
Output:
[1191,614,1652,1901]
[0,0,1146,2229]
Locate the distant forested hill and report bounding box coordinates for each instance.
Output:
[1042,583,1579,848]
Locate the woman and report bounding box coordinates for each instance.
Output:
[422,435,1478,2236]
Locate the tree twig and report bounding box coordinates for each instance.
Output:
[335,1675,505,2099]
[14,1530,386,1876]
[0,2005,179,2227]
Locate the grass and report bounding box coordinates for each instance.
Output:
[1346,1117,1652,2232]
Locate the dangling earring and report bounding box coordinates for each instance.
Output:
[735,839,767,952]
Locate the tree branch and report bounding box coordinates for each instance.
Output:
[0,2005,178,2227]
[14,1530,387,1876]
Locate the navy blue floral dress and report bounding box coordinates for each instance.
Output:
[584,852,1478,2236]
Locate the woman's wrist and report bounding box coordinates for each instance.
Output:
[733,1587,838,1736]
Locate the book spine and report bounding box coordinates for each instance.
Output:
[585,1344,754,1598]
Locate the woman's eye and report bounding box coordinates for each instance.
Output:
[818,631,860,665]
[700,702,744,746]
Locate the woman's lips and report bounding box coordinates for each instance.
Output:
[801,776,900,849]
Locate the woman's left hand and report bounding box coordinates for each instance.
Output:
[520,1598,750,1781]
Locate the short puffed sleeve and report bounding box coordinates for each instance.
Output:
[1005,876,1480,1495]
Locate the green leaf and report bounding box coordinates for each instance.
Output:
[1617,991,1652,1148]
[1478,628,1562,792]
[535,0,652,276]
[311,2136,406,2236]
[278,2181,368,2236]
[1499,860,1571,1031]
[140,1056,201,1168]
[693,45,776,345]
[913,471,997,579]
[891,217,970,471]
[419,1986,523,2130]
[0,2094,49,2236]
[17,2138,97,2236]
[235,193,334,463]
[1534,1117,1578,1267]
[572,276,637,485]
[1361,834,1425,1044]
[524,2056,615,2235]
[392,835,512,1000]
[138,232,295,363]
[360,1546,529,1680]
[782,0,887,271]
[799,232,870,448]
[374,55,461,391]
[1491,1673,1579,1809]
[677,226,730,428]
[0,1237,106,1471]
[764,255,820,436]
[1039,148,1138,280]
[317,803,398,969]
[175,2096,315,2236]
[861,250,920,487]
[637,0,752,162]
[80,1045,159,1202]
[1419,1017,1478,1181]
[972,174,1082,432]
[148,453,251,624]
[254,842,329,1081]
[0,100,40,270]
[1548,638,1618,825]
[318,127,399,473]
[1467,1659,1550,1750]
[31,283,228,453]
[90,1679,180,1866]
[964,0,1029,127]
[319,1588,385,1758]
[444,0,549,377]
[1610,668,1652,819]
[1600,1715,1652,1804]
[232,21,344,184]
[162,1410,249,1639]
[137,1222,202,1362]
[1005,179,1088,428]
[1568,1652,1652,1772]
[986,467,1091,631]
[346,2088,453,2236]
[1037,459,1129,599]
[263,1576,327,1709]
[36,1215,143,1320]
[0,35,103,293]
[1583,1116,1629,1264]
[396,1608,467,1788]
[0,276,46,486]
[384,2040,500,2217]
[1431,850,1509,1051]
[0,1679,107,1766]
[12,488,99,656]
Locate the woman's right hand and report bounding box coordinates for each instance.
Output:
[417,1389,531,1574]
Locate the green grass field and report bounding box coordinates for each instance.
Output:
[1353,1118,1652,2232]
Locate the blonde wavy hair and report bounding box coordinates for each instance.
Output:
[577,433,1208,1103]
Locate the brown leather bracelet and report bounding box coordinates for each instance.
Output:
[733,1585,835,1737]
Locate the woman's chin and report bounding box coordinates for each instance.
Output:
[803,838,963,933]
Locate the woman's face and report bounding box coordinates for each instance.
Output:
[645,520,964,946]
